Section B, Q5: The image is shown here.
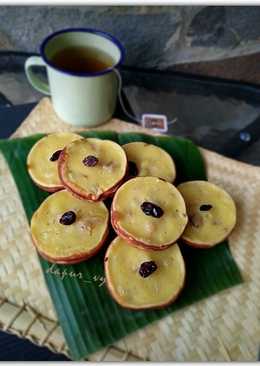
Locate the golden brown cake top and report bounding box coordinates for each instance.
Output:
[59,138,127,200]
[31,190,109,260]
[105,236,185,309]
[178,180,236,247]
[112,176,188,248]
[27,132,82,189]
[123,142,176,182]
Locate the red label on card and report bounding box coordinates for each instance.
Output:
[141,114,168,132]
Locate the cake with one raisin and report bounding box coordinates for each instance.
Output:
[31,190,109,264]
[178,180,236,248]
[59,138,127,201]
[27,132,82,192]
[105,236,185,309]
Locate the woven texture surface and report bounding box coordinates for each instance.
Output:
[0,97,259,361]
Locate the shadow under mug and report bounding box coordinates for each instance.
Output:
[25,28,125,127]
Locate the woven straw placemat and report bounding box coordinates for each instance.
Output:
[0,97,259,361]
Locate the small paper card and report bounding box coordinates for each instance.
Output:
[141,114,168,132]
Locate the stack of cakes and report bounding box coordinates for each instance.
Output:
[28,135,236,309]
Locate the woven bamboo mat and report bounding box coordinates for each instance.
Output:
[0,97,259,361]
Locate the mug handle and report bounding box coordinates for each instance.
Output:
[25,56,51,95]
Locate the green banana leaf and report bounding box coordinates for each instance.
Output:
[0,131,243,360]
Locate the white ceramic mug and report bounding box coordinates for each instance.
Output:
[25,28,125,127]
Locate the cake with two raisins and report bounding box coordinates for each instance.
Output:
[111,176,188,250]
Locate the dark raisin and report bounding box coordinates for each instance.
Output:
[83,155,98,167]
[128,161,138,177]
[59,211,76,225]
[200,204,212,211]
[141,201,164,218]
[139,261,157,278]
[49,149,62,162]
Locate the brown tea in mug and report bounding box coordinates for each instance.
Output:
[50,46,114,73]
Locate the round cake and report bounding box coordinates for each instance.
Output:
[27,132,82,192]
[59,138,127,201]
[111,177,188,250]
[178,180,236,248]
[105,236,185,309]
[123,142,176,182]
[31,190,109,264]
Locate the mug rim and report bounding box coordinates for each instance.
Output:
[40,27,125,77]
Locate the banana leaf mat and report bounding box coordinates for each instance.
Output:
[0,127,242,360]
